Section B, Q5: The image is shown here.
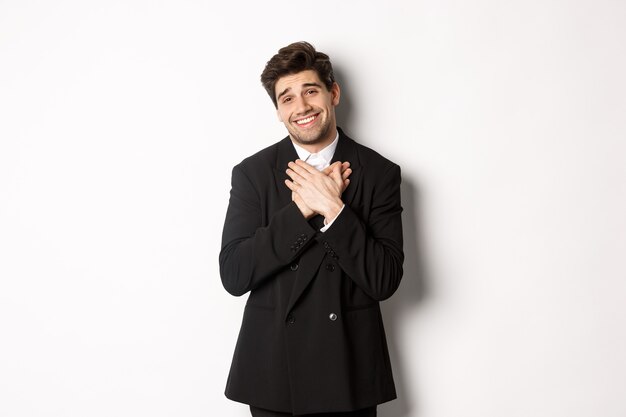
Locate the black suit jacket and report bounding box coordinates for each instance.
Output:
[219,128,404,415]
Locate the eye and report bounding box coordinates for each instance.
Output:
[306,89,317,95]
[282,97,292,103]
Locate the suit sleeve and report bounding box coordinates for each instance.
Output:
[219,164,317,296]
[316,164,404,301]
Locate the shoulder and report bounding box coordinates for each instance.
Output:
[341,129,400,175]
[356,141,398,170]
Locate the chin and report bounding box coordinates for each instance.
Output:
[290,126,332,146]
[293,134,324,145]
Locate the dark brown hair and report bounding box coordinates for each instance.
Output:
[261,41,336,107]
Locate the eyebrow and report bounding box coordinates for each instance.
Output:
[276,82,323,101]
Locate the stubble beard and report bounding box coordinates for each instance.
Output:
[287,114,334,147]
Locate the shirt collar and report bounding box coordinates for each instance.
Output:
[291,131,340,167]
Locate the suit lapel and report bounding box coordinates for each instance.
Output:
[272,136,299,209]
[331,128,362,207]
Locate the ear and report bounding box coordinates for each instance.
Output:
[331,82,341,106]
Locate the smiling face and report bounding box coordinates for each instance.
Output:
[275,69,340,152]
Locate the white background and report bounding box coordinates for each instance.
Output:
[1,1,625,416]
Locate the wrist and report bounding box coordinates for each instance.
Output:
[322,199,344,224]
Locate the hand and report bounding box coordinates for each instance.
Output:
[285,159,348,221]
[287,160,352,220]
[322,161,351,196]
[292,190,315,219]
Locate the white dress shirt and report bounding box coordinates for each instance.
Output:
[290,131,345,232]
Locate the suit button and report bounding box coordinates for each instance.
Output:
[290,263,299,271]
[329,313,337,321]
[325,263,335,272]
[287,314,295,324]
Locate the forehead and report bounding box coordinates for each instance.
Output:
[275,70,323,94]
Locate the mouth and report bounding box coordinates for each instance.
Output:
[293,113,319,128]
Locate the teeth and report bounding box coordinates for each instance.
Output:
[296,115,316,125]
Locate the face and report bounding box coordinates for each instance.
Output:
[275,69,340,151]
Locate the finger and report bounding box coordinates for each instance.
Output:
[286,168,306,183]
[342,168,352,181]
[288,160,314,179]
[284,179,299,191]
[341,178,350,192]
[326,164,342,184]
[327,161,347,172]
[293,159,319,176]
[335,161,350,174]
[331,164,344,183]
[322,161,342,175]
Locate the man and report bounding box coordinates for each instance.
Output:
[219,41,404,417]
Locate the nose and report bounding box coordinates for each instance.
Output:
[294,96,313,116]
